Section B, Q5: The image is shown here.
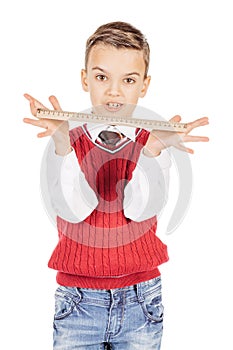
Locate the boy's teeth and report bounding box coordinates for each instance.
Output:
[108,103,120,108]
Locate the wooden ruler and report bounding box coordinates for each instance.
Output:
[36,108,188,132]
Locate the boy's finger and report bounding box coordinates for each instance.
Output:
[188,117,209,131]
[37,129,52,138]
[184,135,209,143]
[29,101,38,116]
[23,117,47,128]
[169,115,181,123]
[24,93,48,110]
[176,143,194,154]
[24,93,34,102]
[49,95,62,111]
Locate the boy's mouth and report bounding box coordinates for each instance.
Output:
[105,102,123,112]
[94,103,135,118]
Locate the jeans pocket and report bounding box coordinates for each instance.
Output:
[54,289,76,320]
[139,285,164,323]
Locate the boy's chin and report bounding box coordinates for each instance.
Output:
[93,104,136,118]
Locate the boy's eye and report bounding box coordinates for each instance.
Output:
[96,74,107,81]
[124,77,136,84]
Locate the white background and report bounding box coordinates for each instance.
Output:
[0,0,232,349]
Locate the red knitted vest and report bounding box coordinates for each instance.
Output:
[48,125,169,289]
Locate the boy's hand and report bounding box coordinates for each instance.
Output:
[23,93,71,155]
[144,115,209,157]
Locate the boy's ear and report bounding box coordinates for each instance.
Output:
[140,76,151,98]
[81,69,89,92]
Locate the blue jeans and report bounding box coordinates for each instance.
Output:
[53,276,164,349]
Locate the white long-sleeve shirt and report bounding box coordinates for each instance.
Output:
[41,122,171,224]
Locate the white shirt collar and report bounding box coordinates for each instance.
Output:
[86,123,137,142]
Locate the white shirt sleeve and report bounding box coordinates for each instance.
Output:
[41,138,170,224]
[44,140,98,223]
[123,148,171,222]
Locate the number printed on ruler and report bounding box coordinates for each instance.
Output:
[36,108,188,132]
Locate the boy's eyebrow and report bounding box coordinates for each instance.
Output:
[92,66,106,72]
[123,72,141,76]
[92,66,141,77]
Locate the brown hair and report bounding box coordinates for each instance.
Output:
[85,21,150,78]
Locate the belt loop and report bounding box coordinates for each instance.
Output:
[74,287,82,303]
[135,282,144,303]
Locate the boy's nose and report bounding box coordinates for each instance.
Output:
[106,81,121,97]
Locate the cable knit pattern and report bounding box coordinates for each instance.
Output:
[48,125,168,288]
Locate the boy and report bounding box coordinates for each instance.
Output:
[24,21,208,350]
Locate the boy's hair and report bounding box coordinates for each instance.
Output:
[85,21,150,78]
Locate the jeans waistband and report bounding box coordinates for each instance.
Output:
[57,276,162,305]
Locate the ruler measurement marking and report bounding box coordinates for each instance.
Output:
[36,108,188,132]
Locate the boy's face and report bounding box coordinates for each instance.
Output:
[81,44,150,116]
